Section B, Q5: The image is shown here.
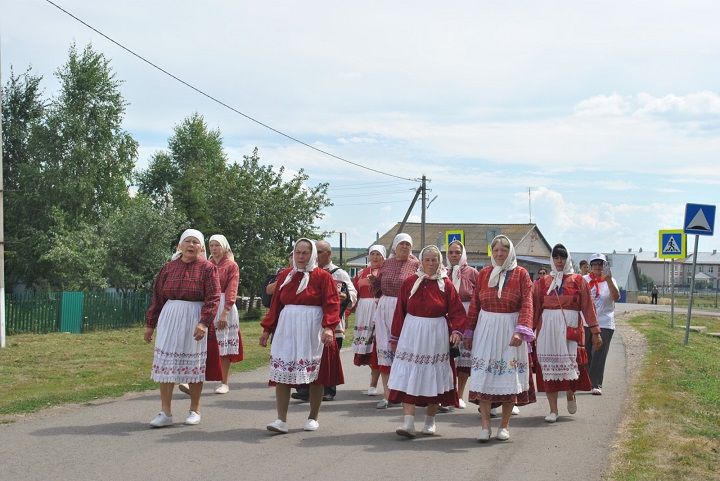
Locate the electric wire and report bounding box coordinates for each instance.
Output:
[43,0,419,183]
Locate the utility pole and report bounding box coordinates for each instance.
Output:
[421,175,427,247]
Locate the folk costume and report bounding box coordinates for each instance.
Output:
[352,245,385,366]
[146,229,221,383]
[260,239,343,387]
[446,241,479,374]
[464,236,535,405]
[208,235,243,363]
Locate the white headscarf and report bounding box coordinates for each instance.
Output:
[278,238,318,294]
[409,245,448,298]
[172,229,205,261]
[368,244,387,265]
[546,244,575,295]
[446,240,468,292]
[208,234,233,259]
[488,235,518,299]
[390,233,412,258]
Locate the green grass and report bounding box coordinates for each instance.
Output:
[0,313,356,418]
[610,314,720,481]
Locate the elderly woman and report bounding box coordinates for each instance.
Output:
[387,245,465,437]
[446,240,479,409]
[144,229,220,427]
[208,235,243,394]
[464,235,534,442]
[259,238,342,433]
[352,244,386,396]
[532,244,603,423]
[583,253,620,395]
[371,233,421,409]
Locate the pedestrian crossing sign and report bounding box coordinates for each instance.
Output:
[658,229,686,259]
[445,230,464,251]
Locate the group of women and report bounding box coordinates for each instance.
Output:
[145,229,613,442]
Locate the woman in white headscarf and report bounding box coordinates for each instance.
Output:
[207,234,242,394]
[371,233,420,409]
[532,243,602,424]
[144,229,221,428]
[463,235,535,442]
[351,244,386,395]
[445,240,479,408]
[259,238,342,434]
[387,245,465,438]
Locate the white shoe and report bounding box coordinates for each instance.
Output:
[477,427,492,442]
[591,387,602,395]
[544,412,558,423]
[215,384,229,394]
[367,386,379,396]
[512,405,520,415]
[490,407,500,418]
[458,399,467,409]
[266,419,289,434]
[177,383,190,395]
[184,410,201,425]
[376,399,389,409]
[567,397,577,415]
[496,427,510,441]
[303,419,319,431]
[149,411,173,428]
[396,425,416,438]
[422,423,437,435]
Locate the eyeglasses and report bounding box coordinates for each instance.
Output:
[317,250,329,254]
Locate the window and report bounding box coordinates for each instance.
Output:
[709,266,715,273]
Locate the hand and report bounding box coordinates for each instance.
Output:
[592,333,603,351]
[339,292,347,301]
[389,340,397,353]
[463,338,472,350]
[450,332,462,346]
[321,328,335,345]
[193,323,207,341]
[218,311,229,330]
[509,333,523,347]
[259,330,271,347]
[144,327,154,343]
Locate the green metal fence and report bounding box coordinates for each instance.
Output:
[5,291,152,335]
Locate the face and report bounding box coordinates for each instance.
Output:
[447,243,463,266]
[590,260,604,276]
[180,236,202,261]
[538,269,547,276]
[552,255,567,271]
[209,240,224,259]
[492,242,510,264]
[316,244,332,267]
[395,241,411,260]
[422,250,440,276]
[580,263,590,275]
[369,250,384,267]
[294,241,312,269]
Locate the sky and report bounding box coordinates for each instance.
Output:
[3,0,720,255]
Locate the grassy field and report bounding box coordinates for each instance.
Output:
[0,314,355,418]
[609,313,720,481]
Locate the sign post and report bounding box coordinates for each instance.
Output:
[658,229,686,328]
[683,203,716,345]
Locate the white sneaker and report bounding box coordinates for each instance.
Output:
[184,410,201,425]
[544,412,558,423]
[490,407,500,418]
[567,397,577,415]
[149,411,173,428]
[422,423,437,435]
[496,427,510,441]
[396,424,416,438]
[177,383,190,395]
[477,427,491,442]
[266,419,289,434]
[367,386,379,396]
[376,399,389,409]
[458,399,467,409]
[303,419,320,431]
[591,387,602,395]
[215,384,229,394]
[512,405,520,415]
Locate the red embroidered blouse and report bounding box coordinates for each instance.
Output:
[145,258,221,328]
[375,257,420,297]
[209,256,240,310]
[532,274,600,333]
[449,264,479,302]
[390,276,466,341]
[465,266,534,332]
[260,267,341,333]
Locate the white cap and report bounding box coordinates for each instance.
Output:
[589,253,607,263]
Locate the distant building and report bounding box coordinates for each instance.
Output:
[634,248,720,290]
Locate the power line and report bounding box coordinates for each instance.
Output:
[332,200,410,207]
[43,0,418,183]
[327,180,415,190]
[330,189,415,198]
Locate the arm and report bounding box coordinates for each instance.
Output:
[260,269,290,335]
[390,278,411,344]
[514,269,535,342]
[464,279,481,340]
[145,264,168,329]
[223,262,240,311]
[607,277,620,301]
[445,279,466,344]
[531,279,544,333]
[199,264,221,327]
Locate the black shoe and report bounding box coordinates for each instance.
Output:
[322,394,335,401]
[291,392,309,401]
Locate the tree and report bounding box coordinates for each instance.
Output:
[103,195,187,292]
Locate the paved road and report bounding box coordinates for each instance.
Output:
[2,319,639,481]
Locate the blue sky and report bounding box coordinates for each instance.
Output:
[3,0,720,254]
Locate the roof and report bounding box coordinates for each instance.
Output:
[374,223,552,257]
